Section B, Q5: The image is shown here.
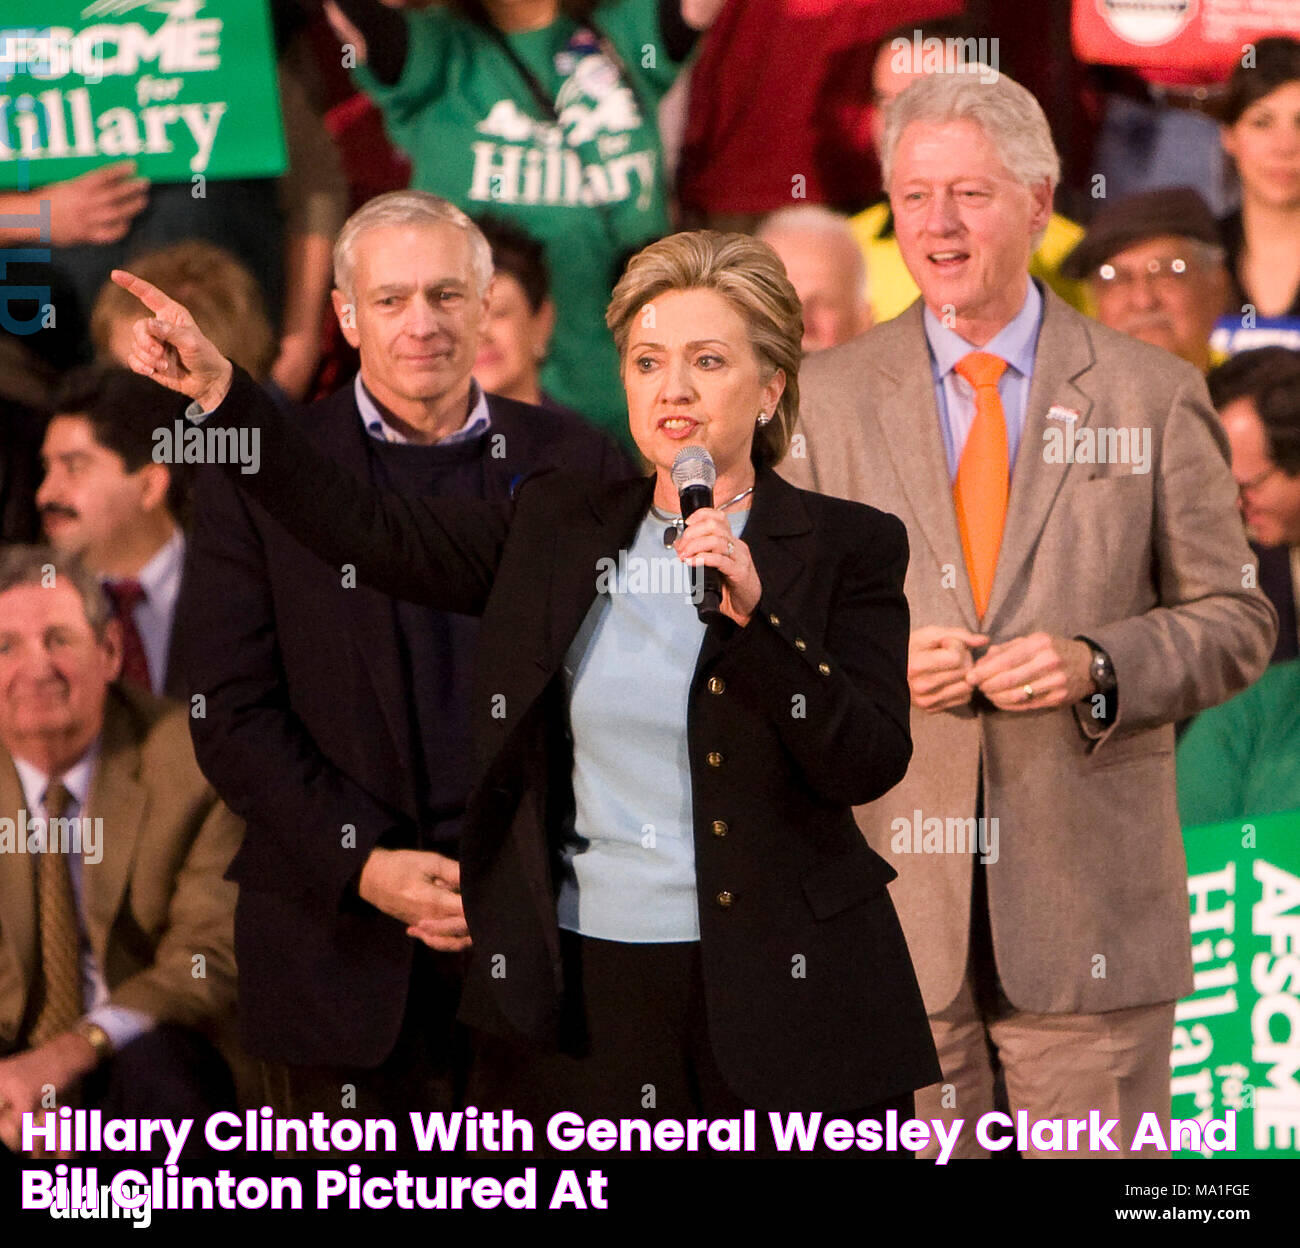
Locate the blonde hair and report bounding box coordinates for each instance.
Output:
[92,240,276,381]
[606,231,802,467]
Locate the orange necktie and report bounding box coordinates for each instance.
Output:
[952,352,1009,619]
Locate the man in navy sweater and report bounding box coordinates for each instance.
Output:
[172,192,630,1133]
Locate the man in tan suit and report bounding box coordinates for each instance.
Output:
[0,546,241,1153]
[781,72,1276,1157]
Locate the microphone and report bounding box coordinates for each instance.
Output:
[671,446,723,621]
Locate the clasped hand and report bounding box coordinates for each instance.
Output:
[358,848,471,953]
[908,626,1095,713]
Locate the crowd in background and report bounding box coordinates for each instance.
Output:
[1,0,1299,1158]
[8,1,1296,814]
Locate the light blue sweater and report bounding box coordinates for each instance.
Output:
[557,507,749,942]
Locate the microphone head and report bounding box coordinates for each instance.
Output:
[670,446,716,493]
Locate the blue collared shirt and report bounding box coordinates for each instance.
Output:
[922,279,1044,482]
[187,377,493,449]
[354,375,491,446]
[13,748,154,1053]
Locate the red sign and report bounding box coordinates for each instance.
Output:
[1073,0,1300,75]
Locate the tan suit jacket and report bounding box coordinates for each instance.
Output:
[0,684,242,1053]
[780,289,1277,1017]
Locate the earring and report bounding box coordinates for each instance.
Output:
[756,411,772,426]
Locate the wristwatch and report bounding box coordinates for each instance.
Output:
[1082,639,1117,694]
[73,1020,114,1065]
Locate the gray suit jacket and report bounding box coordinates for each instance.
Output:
[780,289,1276,1016]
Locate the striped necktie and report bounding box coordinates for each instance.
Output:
[29,779,82,1047]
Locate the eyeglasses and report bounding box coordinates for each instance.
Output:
[1237,465,1281,497]
[1093,256,1199,290]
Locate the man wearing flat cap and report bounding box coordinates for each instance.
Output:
[1062,187,1229,373]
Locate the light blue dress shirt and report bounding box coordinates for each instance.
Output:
[187,376,492,446]
[14,750,154,1052]
[922,279,1044,482]
[558,508,750,943]
[354,375,491,445]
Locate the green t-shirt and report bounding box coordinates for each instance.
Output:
[356,1,687,445]
[1176,659,1300,828]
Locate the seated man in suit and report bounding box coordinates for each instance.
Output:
[167,190,629,1137]
[36,369,192,698]
[783,70,1275,1157]
[0,546,241,1152]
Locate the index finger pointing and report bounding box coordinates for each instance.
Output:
[110,269,181,318]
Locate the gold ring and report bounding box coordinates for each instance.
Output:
[727,540,734,558]
[1023,684,1034,701]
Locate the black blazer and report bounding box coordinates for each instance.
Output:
[173,379,631,1066]
[206,366,940,1110]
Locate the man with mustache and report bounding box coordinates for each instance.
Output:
[1062,187,1230,374]
[36,369,191,699]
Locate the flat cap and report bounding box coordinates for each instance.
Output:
[1061,187,1222,280]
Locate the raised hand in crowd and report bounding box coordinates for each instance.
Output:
[109,269,234,411]
[0,162,148,247]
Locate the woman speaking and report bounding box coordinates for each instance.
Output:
[113,231,938,1151]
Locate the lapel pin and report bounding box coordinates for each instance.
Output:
[1047,405,1080,423]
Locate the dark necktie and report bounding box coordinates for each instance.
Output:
[29,780,82,1047]
[103,579,152,692]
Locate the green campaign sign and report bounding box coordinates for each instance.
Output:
[0,0,285,189]
[1174,809,1300,1158]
